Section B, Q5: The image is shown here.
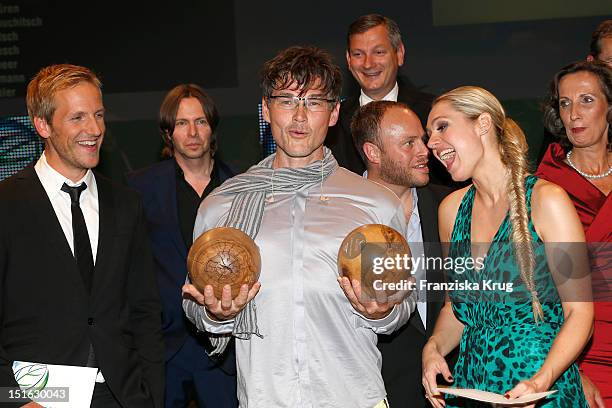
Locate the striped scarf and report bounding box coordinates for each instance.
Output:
[207,147,338,355]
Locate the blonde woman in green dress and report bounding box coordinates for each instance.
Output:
[421,86,594,407]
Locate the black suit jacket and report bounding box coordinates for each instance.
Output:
[0,166,164,408]
[127,158,236,374]
[326,77,453,185]
[377,184,452,408]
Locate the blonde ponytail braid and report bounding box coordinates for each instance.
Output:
[435,86,545,322]
[499,118,543,323]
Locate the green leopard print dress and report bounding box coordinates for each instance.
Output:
[446,175,587,407]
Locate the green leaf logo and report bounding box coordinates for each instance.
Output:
[13,363,49,391]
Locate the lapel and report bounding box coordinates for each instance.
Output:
[410,303,427,336]
[396,77,420,108]
[403,188,438,337]
[340,95,359,133]
[417,187,439,246]
[416,187,444,335]
[19,166,85,291]
[159,160,188,257]
[93,172,115,283]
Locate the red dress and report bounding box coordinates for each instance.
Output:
[537,143,612,401]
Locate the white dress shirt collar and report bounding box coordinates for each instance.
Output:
[359,82,399,107]
[404,187,421,240]
[35,152,97,199]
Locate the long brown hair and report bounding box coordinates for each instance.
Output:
[159,83,219,158]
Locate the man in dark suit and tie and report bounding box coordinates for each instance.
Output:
[127,84,237,407]
[351,100,451,407]
[0,64,164,408]
[327,14,451,186]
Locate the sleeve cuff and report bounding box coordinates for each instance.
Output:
[353,304,400,332]
[182,298,234,334]
[202,307,235,329]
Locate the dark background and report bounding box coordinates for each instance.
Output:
[1,0,611,179]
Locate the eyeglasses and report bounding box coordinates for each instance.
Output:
[268,95,337,112]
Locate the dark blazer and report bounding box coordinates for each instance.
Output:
[0,166,164,408]
[127,158,235,372]
[378,183,452,408]
[326,77,453,186]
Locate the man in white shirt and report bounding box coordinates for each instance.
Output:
[183,46,416,408]
[0,64,164,408]
[326,14,452,186]
[351,100,451,407]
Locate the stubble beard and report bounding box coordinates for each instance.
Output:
[380,155,428,188]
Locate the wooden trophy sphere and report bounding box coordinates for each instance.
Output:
[187,227,261,298]
[337,224,412,299]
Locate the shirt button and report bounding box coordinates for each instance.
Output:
[88,318,94,326]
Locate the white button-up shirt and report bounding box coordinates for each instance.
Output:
[404,187,427,329]
[187,168,416,408]
[34,152,99,261]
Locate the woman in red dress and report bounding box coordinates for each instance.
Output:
[537,60,612,407]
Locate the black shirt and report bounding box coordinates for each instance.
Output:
[175,159,222,248]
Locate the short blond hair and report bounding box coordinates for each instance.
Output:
[26,64,102,124]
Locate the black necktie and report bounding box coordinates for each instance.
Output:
[61,182,97,367]
[61,182,94,293]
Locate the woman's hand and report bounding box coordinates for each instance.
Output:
[504,371,552,408]
[422,341,453,407]
[581,373,605,408]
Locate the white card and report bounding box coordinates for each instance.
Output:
[12,361,98,407]
[434,386,557,405]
